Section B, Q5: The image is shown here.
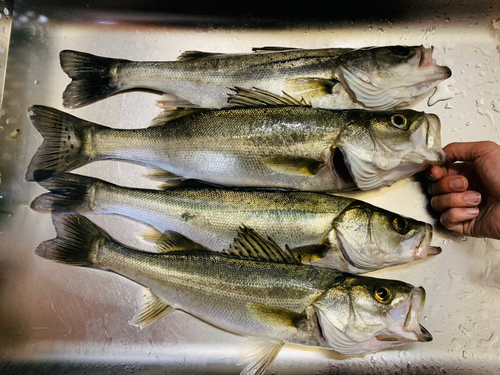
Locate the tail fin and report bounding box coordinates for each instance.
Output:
[60,50,126,108]
[35,214,110,267]
[26,105,101,182]
[30,173,104,213]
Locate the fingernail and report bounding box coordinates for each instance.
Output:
[465,192,481,204]
[466,207,479,216]
[450,177,465,190]
[428,169,434,180]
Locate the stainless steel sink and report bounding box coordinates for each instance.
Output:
[1,1,500,374]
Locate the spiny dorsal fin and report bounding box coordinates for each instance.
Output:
[177,51,226,61]
[228,87,309,107]
[224,226,299,264]
[155,231,210,253]
[150,107,204,127]
[129,288,173,328]
[252,46,301,52]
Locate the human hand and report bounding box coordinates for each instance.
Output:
[427,141,500,239]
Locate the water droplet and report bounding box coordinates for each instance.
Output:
[476,98,484,106]
[462,350,468,359]
[5,118,9,124]
[0,45,4,53]
[460,137,465,141]
[378,28,384,33]
[445,17,451,23]
[479,71,486,77]
[477,309,489,320]
[452,338,462,349]
[452,127,458,132]
[3,8,8,16]
[1,26,5,34]
[0,126,4,131]
[38,14,48,23]
[34,80,40,84]
[466,121,473,126]
[445,102,454,109]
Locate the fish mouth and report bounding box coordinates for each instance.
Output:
[409,45,452,81]
[378,286,432,343]
[413,224,442,259]
[408,113,447,165]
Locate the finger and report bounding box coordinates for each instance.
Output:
[444,141,492,163]
[440,207,479,232]
[430,191,481,212]
[428,175,469,195]
[426,163,466,181]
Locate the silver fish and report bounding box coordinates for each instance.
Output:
[25,94,445,191]
[36,214,432,375]
[60,45,451,111]
[31,173,441,274]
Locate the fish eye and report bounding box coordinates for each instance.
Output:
[391,46,411,56]
[393,217,410,234]
[391,114,407,129]
[374,286,392,303]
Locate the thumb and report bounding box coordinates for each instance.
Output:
[443,141,491,163]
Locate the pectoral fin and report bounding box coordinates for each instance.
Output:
[145,167,182,181]
[129,288,173,328]
[239,338,284,375]
[247,302,307,329]
[262,155,324,176]
[290,243,331,264]
[285,77,337,102]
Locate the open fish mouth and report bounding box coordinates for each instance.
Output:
[408,46,436,68]
[379,286,432,343]
[409,45,451,82]
[405,113,447,165]
[413,224,442,259]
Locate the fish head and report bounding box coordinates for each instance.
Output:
[335,45,451,110]
[331,201,441,273]
[333,109,446,190]
[312,276,431,355]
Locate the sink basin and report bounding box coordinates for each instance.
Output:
[1,1,500,374]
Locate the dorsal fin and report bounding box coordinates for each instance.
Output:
[155,231,211,253]
[177,51,226,61]
[228,87,309,107]
[252,46,301,52]
[224,226,299,264]
[150,107,204,127]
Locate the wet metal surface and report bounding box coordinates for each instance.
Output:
[1,1,500,374]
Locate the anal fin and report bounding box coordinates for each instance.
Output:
[146,167,182,181]
[156,94,199,110]
[129,288,173,328]
[239,338,284,375]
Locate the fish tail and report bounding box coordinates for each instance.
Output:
[30,173,104,214]
[26,105,103,182]
[35,214,109,267]
[60,50,125,108]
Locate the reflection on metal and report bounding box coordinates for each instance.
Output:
[1,1,500,374]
